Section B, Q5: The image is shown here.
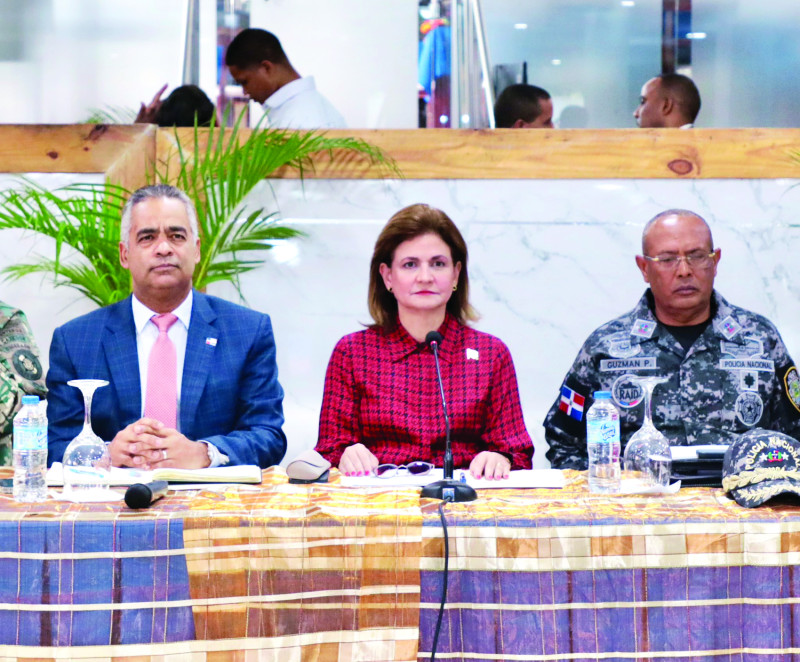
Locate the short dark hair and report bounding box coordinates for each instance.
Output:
[494,84,551,128]
[368,204,478,328]
[657,74,701,123]
[225,28,289,69]
[155,85,215,127]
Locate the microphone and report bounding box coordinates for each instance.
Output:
[124,480,169,509]
[421,331,477,502]
[425,331,452,475]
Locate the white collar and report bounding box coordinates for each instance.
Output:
[131,291,193,334]
[264,76,316,110]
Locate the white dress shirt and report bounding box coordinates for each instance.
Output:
[263,76,346,129]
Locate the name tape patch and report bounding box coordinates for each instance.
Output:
[719,358,774,372]
[600,357,658,372]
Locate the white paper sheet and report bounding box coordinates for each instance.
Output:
[669,444,729,460]
[47,463,262,486]
[340,468,565,489]
[619,479,682,495]
[50,488,123,503]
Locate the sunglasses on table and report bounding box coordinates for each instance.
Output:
[373,461,434,478]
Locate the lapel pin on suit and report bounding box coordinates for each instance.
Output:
[205,337,218,347]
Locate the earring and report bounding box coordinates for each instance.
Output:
[453,284,458,292]
[387,286,392,293]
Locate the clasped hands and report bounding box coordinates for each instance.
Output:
[339,443,511,480]
[109,418,210,469]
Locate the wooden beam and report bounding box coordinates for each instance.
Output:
[0,124,156,175]
[281,128,800,180]
[104,125,157,191]
[2,125,800,182]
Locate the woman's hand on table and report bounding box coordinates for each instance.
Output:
[339,444,380,477]
[469,451,511,480]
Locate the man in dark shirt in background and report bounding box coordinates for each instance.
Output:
[494,84,554,129]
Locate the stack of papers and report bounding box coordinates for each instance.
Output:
[46,463,263,487]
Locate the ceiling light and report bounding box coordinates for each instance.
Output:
[621,1,635,6]
[686,32,707,39]
[514,23,528,30]
[551,59,562,66]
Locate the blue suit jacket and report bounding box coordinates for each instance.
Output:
[46,292,286,467]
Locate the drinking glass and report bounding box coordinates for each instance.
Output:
[623,376,672,488]
[62,379,111,496]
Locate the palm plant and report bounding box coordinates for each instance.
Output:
[0,182,131,307]
[0,115,395,307]
[85,106,138,124]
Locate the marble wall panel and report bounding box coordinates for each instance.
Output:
[209,178,800,467]
[2,175,799,469]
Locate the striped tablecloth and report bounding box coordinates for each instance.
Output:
[0,483,196,655]
[1,469,800,661]
[416,473,800,661]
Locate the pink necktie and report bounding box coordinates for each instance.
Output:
[144,313,178,428]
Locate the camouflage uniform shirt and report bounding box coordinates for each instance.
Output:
[0,301,47,465]
[544,290,800,469]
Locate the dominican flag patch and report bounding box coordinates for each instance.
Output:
[559,385,586,421]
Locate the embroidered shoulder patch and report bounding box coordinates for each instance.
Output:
[784,366,800,414]
[12,350,42,381]
[558,385,586,421]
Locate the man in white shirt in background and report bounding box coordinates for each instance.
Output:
[225,28,346,130]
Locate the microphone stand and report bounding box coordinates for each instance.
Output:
[421,332,477,502]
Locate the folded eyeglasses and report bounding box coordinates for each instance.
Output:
[373,461,434,478]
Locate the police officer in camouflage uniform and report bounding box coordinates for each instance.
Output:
[0,301,47,465]
[544,209,800,469]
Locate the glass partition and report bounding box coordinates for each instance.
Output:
[443,0,800,129]
[0,2,799,128]
[692,0,800,128]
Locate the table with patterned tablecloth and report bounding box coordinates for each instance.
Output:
[1,469,800,661]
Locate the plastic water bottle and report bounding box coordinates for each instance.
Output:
[13,395,48,502]
[586,391,621,493]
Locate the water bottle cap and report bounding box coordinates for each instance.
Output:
[593,391,612,399]
[21,395,40,406]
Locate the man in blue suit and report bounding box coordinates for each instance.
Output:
[47,184,286,468]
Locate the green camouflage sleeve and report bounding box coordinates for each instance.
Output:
[0,302,47,465]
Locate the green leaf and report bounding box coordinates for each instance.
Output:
[0,115,397,307]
